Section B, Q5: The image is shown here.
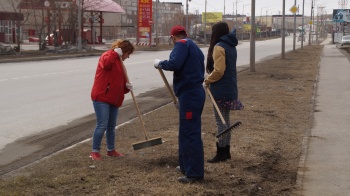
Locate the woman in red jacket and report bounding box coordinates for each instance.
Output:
[90,39,135,160]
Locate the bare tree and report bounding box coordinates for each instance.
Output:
[25,0,47,50]
[1,0,30,52]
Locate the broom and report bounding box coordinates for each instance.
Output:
[205,86,242,138]
[120,58,163,150]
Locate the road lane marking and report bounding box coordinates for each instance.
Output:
[0,68,94,82]
[0,60,154,83]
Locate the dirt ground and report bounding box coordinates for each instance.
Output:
[0,43,343,195]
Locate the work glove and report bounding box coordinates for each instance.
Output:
[114,48,123,56]
[126,82,133,90]
[154,59,162,69]
[203,79,210,88]
[174,99,179,110]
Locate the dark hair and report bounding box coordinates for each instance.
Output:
[173,32,187,39]
[206,22,230,74]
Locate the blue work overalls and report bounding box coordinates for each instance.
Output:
[159,38,205,178]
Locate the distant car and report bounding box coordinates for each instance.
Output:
[340,35,350,46]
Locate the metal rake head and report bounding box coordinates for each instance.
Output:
[216,121,242,138]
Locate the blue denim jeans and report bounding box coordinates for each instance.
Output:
[92,101,119,152]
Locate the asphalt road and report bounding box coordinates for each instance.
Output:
[0,36,302,176]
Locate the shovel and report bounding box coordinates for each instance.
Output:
[205,86,241,138]
[158,69,177,106]
[120,59,163,150]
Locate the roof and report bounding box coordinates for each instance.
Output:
[83,0,125,13]
[17,0,125,13]
[0,12,24,21]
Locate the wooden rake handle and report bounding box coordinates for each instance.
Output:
[205,86,227,126]
[120,59,149,140]
[158,69,177,105]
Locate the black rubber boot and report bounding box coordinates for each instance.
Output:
[207,143,227,163]
[225,145,231,159]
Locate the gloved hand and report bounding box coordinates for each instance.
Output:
[114,48,123,56]
[174,99,179,110]
[154,59,162,69]
[203,79,210,88]
[126,82,133,90]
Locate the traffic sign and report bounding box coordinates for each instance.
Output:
[289,5,298,14]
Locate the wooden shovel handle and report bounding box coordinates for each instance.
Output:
[120,58,149,140]
[158,69,177,104]
[130,90,149,140]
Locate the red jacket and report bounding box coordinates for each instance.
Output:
[91,50,129,107]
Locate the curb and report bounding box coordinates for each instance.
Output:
[293,37,332,195]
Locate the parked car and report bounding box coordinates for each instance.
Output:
[340,35,350,46]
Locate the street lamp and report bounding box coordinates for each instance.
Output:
[243,4,250,16]
[260,7,266,25]
[234,0,242,29]
[271,10,280,30]
[186,0,191,34]
[240,4,250,40]
[265,8,274,36]
[224,0,225,15]
[241,4,250,40]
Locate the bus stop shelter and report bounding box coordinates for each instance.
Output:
[18,0,125,45]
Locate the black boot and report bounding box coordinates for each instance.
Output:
[225,145,231,159]
[207,143,227,163]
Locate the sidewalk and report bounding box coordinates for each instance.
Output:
[298,38,350,195]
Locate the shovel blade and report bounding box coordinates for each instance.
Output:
[132,137,163,150]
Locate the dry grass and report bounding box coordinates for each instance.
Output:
[0,44,324,195]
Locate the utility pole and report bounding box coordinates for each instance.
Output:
[309,0,314,46]
[236,1,238,29]
[308,0,313,45]
[250,0,256,72]
[293,0,296,51]
[316,5,319,42]
[77,0,82,51]
[204,0,207,46]
[301,0,305,49]
[155,0,158,47]
[266,10,268,37]
[312,2,315,42]
[282,0,285,59]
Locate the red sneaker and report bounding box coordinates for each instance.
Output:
[89,152,101,160]
[106,150,124,157]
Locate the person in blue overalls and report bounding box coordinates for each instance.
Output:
[154,25,205,184]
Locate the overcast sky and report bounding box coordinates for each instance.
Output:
[160,0,344,16]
